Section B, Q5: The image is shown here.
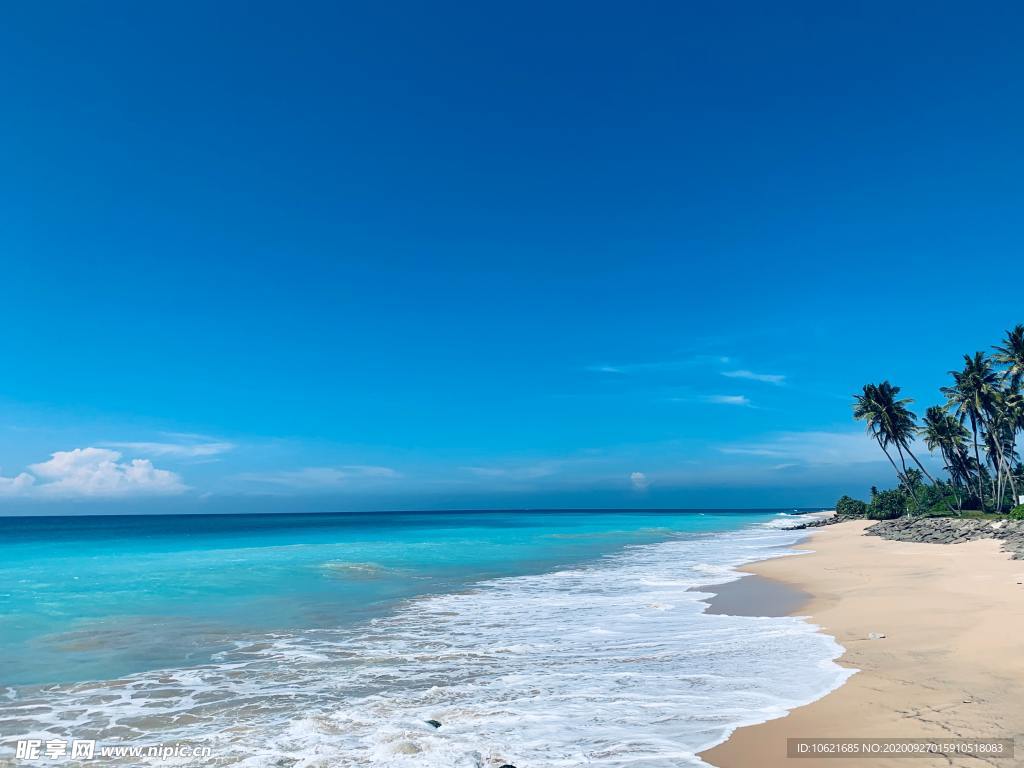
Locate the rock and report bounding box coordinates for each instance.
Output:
[864,517,1024,559]
[425,719,442,728]
[868,632,886,640]
[791,513,863,530]
[499,765,518,768]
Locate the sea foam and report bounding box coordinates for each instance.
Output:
[0,515,851,767]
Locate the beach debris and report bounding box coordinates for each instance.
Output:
[868,632,886,640]
[425,719,442,728]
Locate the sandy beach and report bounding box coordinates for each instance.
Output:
[700,520,1024,768]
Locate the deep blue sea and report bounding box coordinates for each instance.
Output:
[0,509,851,767]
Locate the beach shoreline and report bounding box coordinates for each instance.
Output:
[699,520,1024,767]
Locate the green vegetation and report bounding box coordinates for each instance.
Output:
[835,495,867,517]
[866,488,907,520]
[853,324,1024,517]
[1010,505,1024,521]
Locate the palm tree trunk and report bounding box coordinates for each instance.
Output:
[902,443,938,484]
[989,426,1010,512]
[894,444,921,515]
[878,441,906,485]
[903,442,956,514]
[940,447,962,513]
[938,453,961,515]
[954,448,971,513]
[970,415,985,511]
[996,431,1018,508]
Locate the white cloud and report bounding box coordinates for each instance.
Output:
[705,394,752,406]
[238,465,400,490]
[103,440,235,458]
[718,447,784,457]
[463,463,561,480]
[722,369,786,385]
[585,355,731,375]
[459,454,619,485]
[719,431,886,465]
[0,472,36,494]
[0,448,187,499]
[630,471,650,491]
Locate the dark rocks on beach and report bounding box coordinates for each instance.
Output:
[498,764,518,768]
[791,513,862,530]
[863,517,1024,559]
[425,719,442,728]
[796,514,1024,559]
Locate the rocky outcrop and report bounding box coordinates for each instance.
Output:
[863,517,1024,559]
[792,514,1024,558]
[791,513,858,529]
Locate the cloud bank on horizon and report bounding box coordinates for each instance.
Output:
[0,425,931,508]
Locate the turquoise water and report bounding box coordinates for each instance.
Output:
[0,508,852,767]
[0,509,795,687]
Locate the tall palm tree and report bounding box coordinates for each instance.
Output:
[854,382,934,511]
[854,383,908,485]
[872,381,937,483]
[921,406,971,511]
[987,391,1019,512]
[942,352,999,511]
[990,389,1023,506]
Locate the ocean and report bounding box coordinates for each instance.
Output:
[0,509,851,766]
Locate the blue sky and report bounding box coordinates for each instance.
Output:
[2,2,1024,513]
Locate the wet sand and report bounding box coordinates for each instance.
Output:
[700,520,1024,767]
[700,573,811,617]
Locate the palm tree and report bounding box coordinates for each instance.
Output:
[854,383,908,485]
[854,381,934,512]
[992,396,1011,507]
[989,389,1022,507]
[942,352,999,511]
[852,329,1024,516]
[921,406,971,512]
[1006,391,1024,440]
[992,326,1024,508]
[873,381,937,482]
